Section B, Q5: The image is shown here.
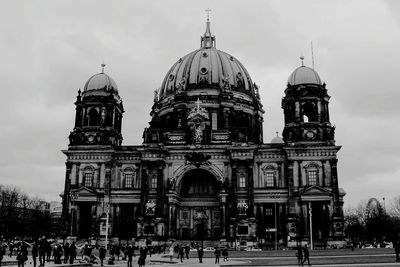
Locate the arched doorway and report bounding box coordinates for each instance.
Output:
[176,169,221,241]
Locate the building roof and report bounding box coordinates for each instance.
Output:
[158,19,256,100]
[287,65,322,86]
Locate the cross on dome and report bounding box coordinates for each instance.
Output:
[201,9,216,48]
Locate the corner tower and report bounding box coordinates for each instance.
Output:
[69,64,124,146]
[282,58,335,145]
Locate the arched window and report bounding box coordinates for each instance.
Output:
[123,168,136,189]
[237,167,247,188]
[83,166,95,187]
[305,163,320,186]
[261,165,277,187]
[88,108,100,126]
[302,102,318,122]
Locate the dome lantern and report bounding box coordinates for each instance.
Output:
[201,9,216,48]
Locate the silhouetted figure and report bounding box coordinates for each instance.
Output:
[99,245,106,266]
[302,245,311,266]
[222,247,228,261]
[69,242,76,264]
[184,244,190,259]
[124,244,133,267]
[214,247,220,264]
[63,243,69,264]
[32,241,39,267]
[395,236,400,262]
[39,236,48,267]
[197,247,203,263]
[296,245,303,266]
[16,243,28,267]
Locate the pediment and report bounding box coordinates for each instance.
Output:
[300,185,330,195]
[70,187,97,201]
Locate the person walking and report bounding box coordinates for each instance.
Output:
[69,242,76,264]
[296,245,303,266]
[222,247,228,261]
[16,243,28,267]
[395,235,400,262]
[178,246,184,263]
[32,240,39,267]
[38,236,48,267]
[168,246,174,262]
[99,245,106,267]
[214,247,220,264]
[124,244,133,267]
[302,244,311,266]
[184,244,190,259]
[0,240,6,267]
[63,243,69,264]
[197,247,203,263]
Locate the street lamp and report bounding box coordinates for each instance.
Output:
[309,202,313,250]
[105,203,110,249]
[272,193,280,251]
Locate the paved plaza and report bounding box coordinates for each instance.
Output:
[2,248,400,267]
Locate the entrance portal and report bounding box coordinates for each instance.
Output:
[177,169,221,240]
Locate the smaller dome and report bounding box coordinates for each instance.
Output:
[84,72,118,92]
[271,133,284,144]
[287,66,322,86]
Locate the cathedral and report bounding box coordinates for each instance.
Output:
[62,18,345,248]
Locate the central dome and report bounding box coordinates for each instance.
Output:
[159,20,256,100]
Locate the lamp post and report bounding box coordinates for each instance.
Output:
[309,202,313,250]
[272,193,280,251]
[105,203,110,249]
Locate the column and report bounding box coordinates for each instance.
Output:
[317,100,322,122]
[100,163,106,188]
[295,101,300,122]
[70,164,77,185]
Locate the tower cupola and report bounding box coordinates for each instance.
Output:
[68,64,124,146]
[281,58,334,144]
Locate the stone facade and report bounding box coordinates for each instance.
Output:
[62,21,345,248]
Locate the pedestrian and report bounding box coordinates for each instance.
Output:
[214,247,220,264]
[0,240,6,267]
[197,247,203,263]
[178,246,184,263]
[8,242,13,257]
[69,242,76,264]
[82,243,92,263]
[16,242,28,267]
[137,256,145,267]
[222,247,228,261]
[302,244,311,266]
[46,241,51,262]
[395,235,400,262]
[38,236,48,267]
[124,244,133,267]
[296,245,303,266]
[168,246,174,262]
[184,244,190,259]
[114,244,121,261]
[99,245,106,267]
[32,240,39,267]
[63,243,69,264]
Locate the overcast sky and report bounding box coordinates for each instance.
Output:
[1,0,399,208]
